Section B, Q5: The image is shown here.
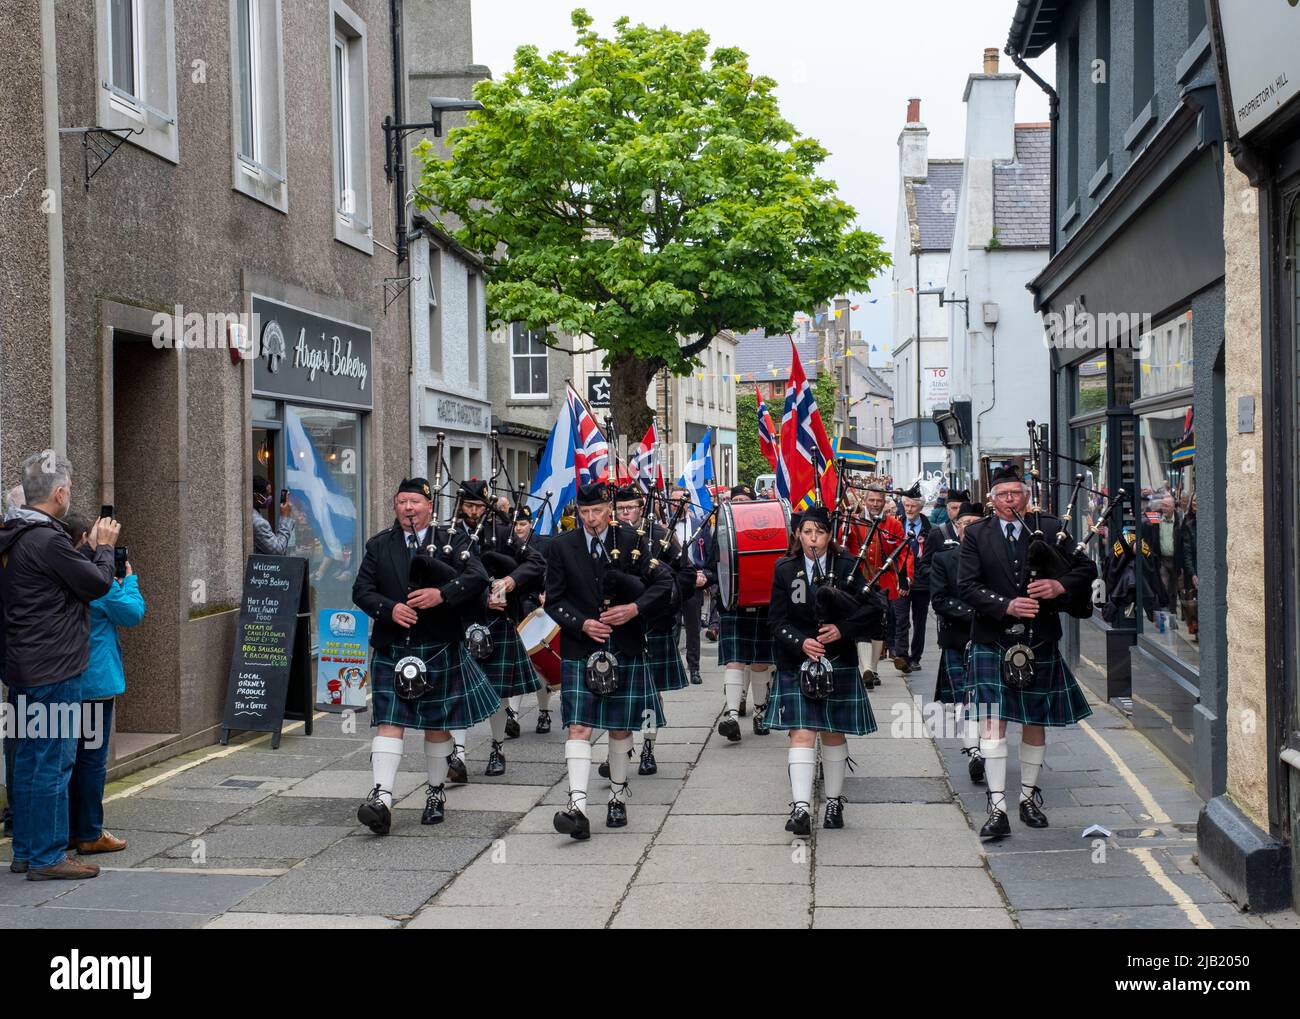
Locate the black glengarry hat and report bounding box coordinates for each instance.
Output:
[396,477,433,500]
[576,482,611,506]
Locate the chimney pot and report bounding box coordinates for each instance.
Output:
[983,48,999,74]
[906,97,921,123]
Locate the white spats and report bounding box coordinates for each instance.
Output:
[821,741,849,800]
[564,739,592,816]
[858,640,882,674]
[724,668,745,717]
[748,667,770,708]
[607,735,634,803]
[788,746,817,810]
[1019,741,1046,800]
[488,702,508,742]
[370,735,404,808]
[981,737,1009,813]
[451,728,468,761]
[424,737,453,787]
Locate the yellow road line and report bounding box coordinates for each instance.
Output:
[1131,846,1213,929]
[1076,719,1171,826]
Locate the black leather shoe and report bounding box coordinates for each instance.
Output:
[447,751,468,785]
[357,785,392,835]
[823,796,846,829]
[785,803,812,837]
[718,715,742,742]
[638,742,657,775]
[705,627,719,642]
[1019,787,1049,828]
[9,860,28,874]
[979,806,1011,841]
[965,748,986,784]
[606,797,628,828]
[689,671,703,685]
[535,709,552,734]
[485,739,506,777]
[420,783,446,825]
[752,703,771,735]
[553,804,591,841]
[505,707,521,740]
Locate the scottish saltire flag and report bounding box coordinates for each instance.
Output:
[566,384,610,484]
[283,405,357,559]
[777,340,836,510]
[529,401,577,535]
[676,427,714,523]
[755,386,779,471]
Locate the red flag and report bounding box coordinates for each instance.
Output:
[755,386,779,471]
[777,340,837,509]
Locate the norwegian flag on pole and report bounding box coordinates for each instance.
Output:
[566,384,610,484]
[755,386,780,471]
[628,422,664,495]
[776,339,836,510]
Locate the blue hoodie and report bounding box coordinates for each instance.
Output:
[80,574,146,701]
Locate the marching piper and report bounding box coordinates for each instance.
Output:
[767,505,883,835]
[350,477,499,834]
[508,505,558,734]
[957,465,1097,840]
[545,482,675,839]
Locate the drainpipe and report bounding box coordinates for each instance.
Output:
[1007,46,1058,259]
[391,0,421,476]
[42,0,66,456]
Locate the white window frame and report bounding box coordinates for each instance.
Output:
[329,1,371,254]
[510,325,550,400]
[95,0,178,163]
[230,0,287,211]
[427,244,442,377]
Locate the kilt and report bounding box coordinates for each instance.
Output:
[370,641,500,732]
[478,616,543,699]
[933,647,971,704]
[717,607,775,667]
[560,655,667,733]
[766,661,878,736]
[968,642,1092,727]
[647,628,689,692]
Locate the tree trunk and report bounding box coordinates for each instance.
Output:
[609,351,662,455]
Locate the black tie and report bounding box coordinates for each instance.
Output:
[407,532,420,559]
[1005,522,1016,543]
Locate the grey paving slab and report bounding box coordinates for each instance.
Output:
[541,777,683,806]
[841,777,951,804]
[283,770,425,800]
[611,882,811,928]
[159,824,353,861]
[512,803,670,835]
[134,785,279,804]
[814,829,987,868]
[1015,904,1258,929]
[141,858,298,872]
[225,796,364,827]
[397,782,548,814]
[993,874,1226,911]
[639,844,810,885]
[51,869,273,914]
[986,847,1149,881]
[841,803,970,830]
[813,906,1015,929]
[312,833,488,872]
[166,753,346,785]
[408,903,611,929]
[0,905,211,929]
[101,796,251,835]
[0,872,89,906]
[814,865,1004,908]
[0,830,190,871]
[489,832,651,865]
[656,814,798,845]
[672,785,789,815]
[434,862,636,908]
[205,911,402,929]
[235,868,454,915]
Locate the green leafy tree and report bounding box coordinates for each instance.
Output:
[415,9,889,436]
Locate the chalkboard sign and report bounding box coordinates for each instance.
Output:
[221,555,314,748]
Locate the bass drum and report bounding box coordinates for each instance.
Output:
[517,608,562,689]
[716,499,792,610]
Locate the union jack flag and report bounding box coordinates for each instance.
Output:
[566,384,610,484]
[755,386,779,472]
[628,422,664,495]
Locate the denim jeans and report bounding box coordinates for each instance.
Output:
[3,686,16,810]
[69,698,114,843]
[11,676,83,869]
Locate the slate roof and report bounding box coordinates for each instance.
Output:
[907,160,964,251]
[993,125,1051,248]
[733,328,822,381]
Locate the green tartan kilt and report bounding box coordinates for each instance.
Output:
[478,616,543,699]
[717,607,775,667]
[933,647,971,704]
[646,628,689,692]
[968,642,1093,727]
[560,656,666,733]
[765,660,878,736]
[370,641,500,732]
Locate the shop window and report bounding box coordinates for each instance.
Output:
[1073,356,1108,414]
[1137,313,1194,397]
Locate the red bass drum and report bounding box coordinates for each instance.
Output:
[716,500,792,610]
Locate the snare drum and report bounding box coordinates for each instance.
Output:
[716,500,792,610]
[517,608,562,688]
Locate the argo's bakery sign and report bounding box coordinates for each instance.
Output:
[252,296,373,410]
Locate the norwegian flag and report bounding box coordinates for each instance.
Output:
[628,422,664,495]
[566,384,610,484]
[755,386,779,471]
[776,340,836,510]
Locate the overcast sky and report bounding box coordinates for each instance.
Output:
[469,1,1056,366]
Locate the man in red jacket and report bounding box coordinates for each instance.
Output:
[845,485,904,688]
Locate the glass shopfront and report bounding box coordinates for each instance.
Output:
[252,295,372,648]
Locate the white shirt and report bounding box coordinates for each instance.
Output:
[998,518,1023,542]
[587,527,610,556]
[803,553,829,578]
[405,525,432,548]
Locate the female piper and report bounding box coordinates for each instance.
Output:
[766,505,884,835]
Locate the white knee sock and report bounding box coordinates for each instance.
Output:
[424,738,452,787]
[724,667,744,717]
[564,739,592,816]
[788,746,817,810]
[749,668,770,708]
[608,735,634,803]
[452,729,468,758]
[370,735,404,808]
[488,703,508,742]
[1020,742,1046,801]
[959,704,979,753]
[981,737,1009,813]
[536,684,552,712]
[821,741,849,800]
[508,695,522,713]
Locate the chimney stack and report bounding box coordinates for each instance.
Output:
[906,97,921,124]
[983,48,999,74]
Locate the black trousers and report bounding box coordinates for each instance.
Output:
[680,587,702,673]
[890,590,930,664]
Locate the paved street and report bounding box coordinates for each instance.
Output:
[0,634,1280,929]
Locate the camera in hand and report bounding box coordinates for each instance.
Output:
[100,504,114,519]
[114,546,129,579]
